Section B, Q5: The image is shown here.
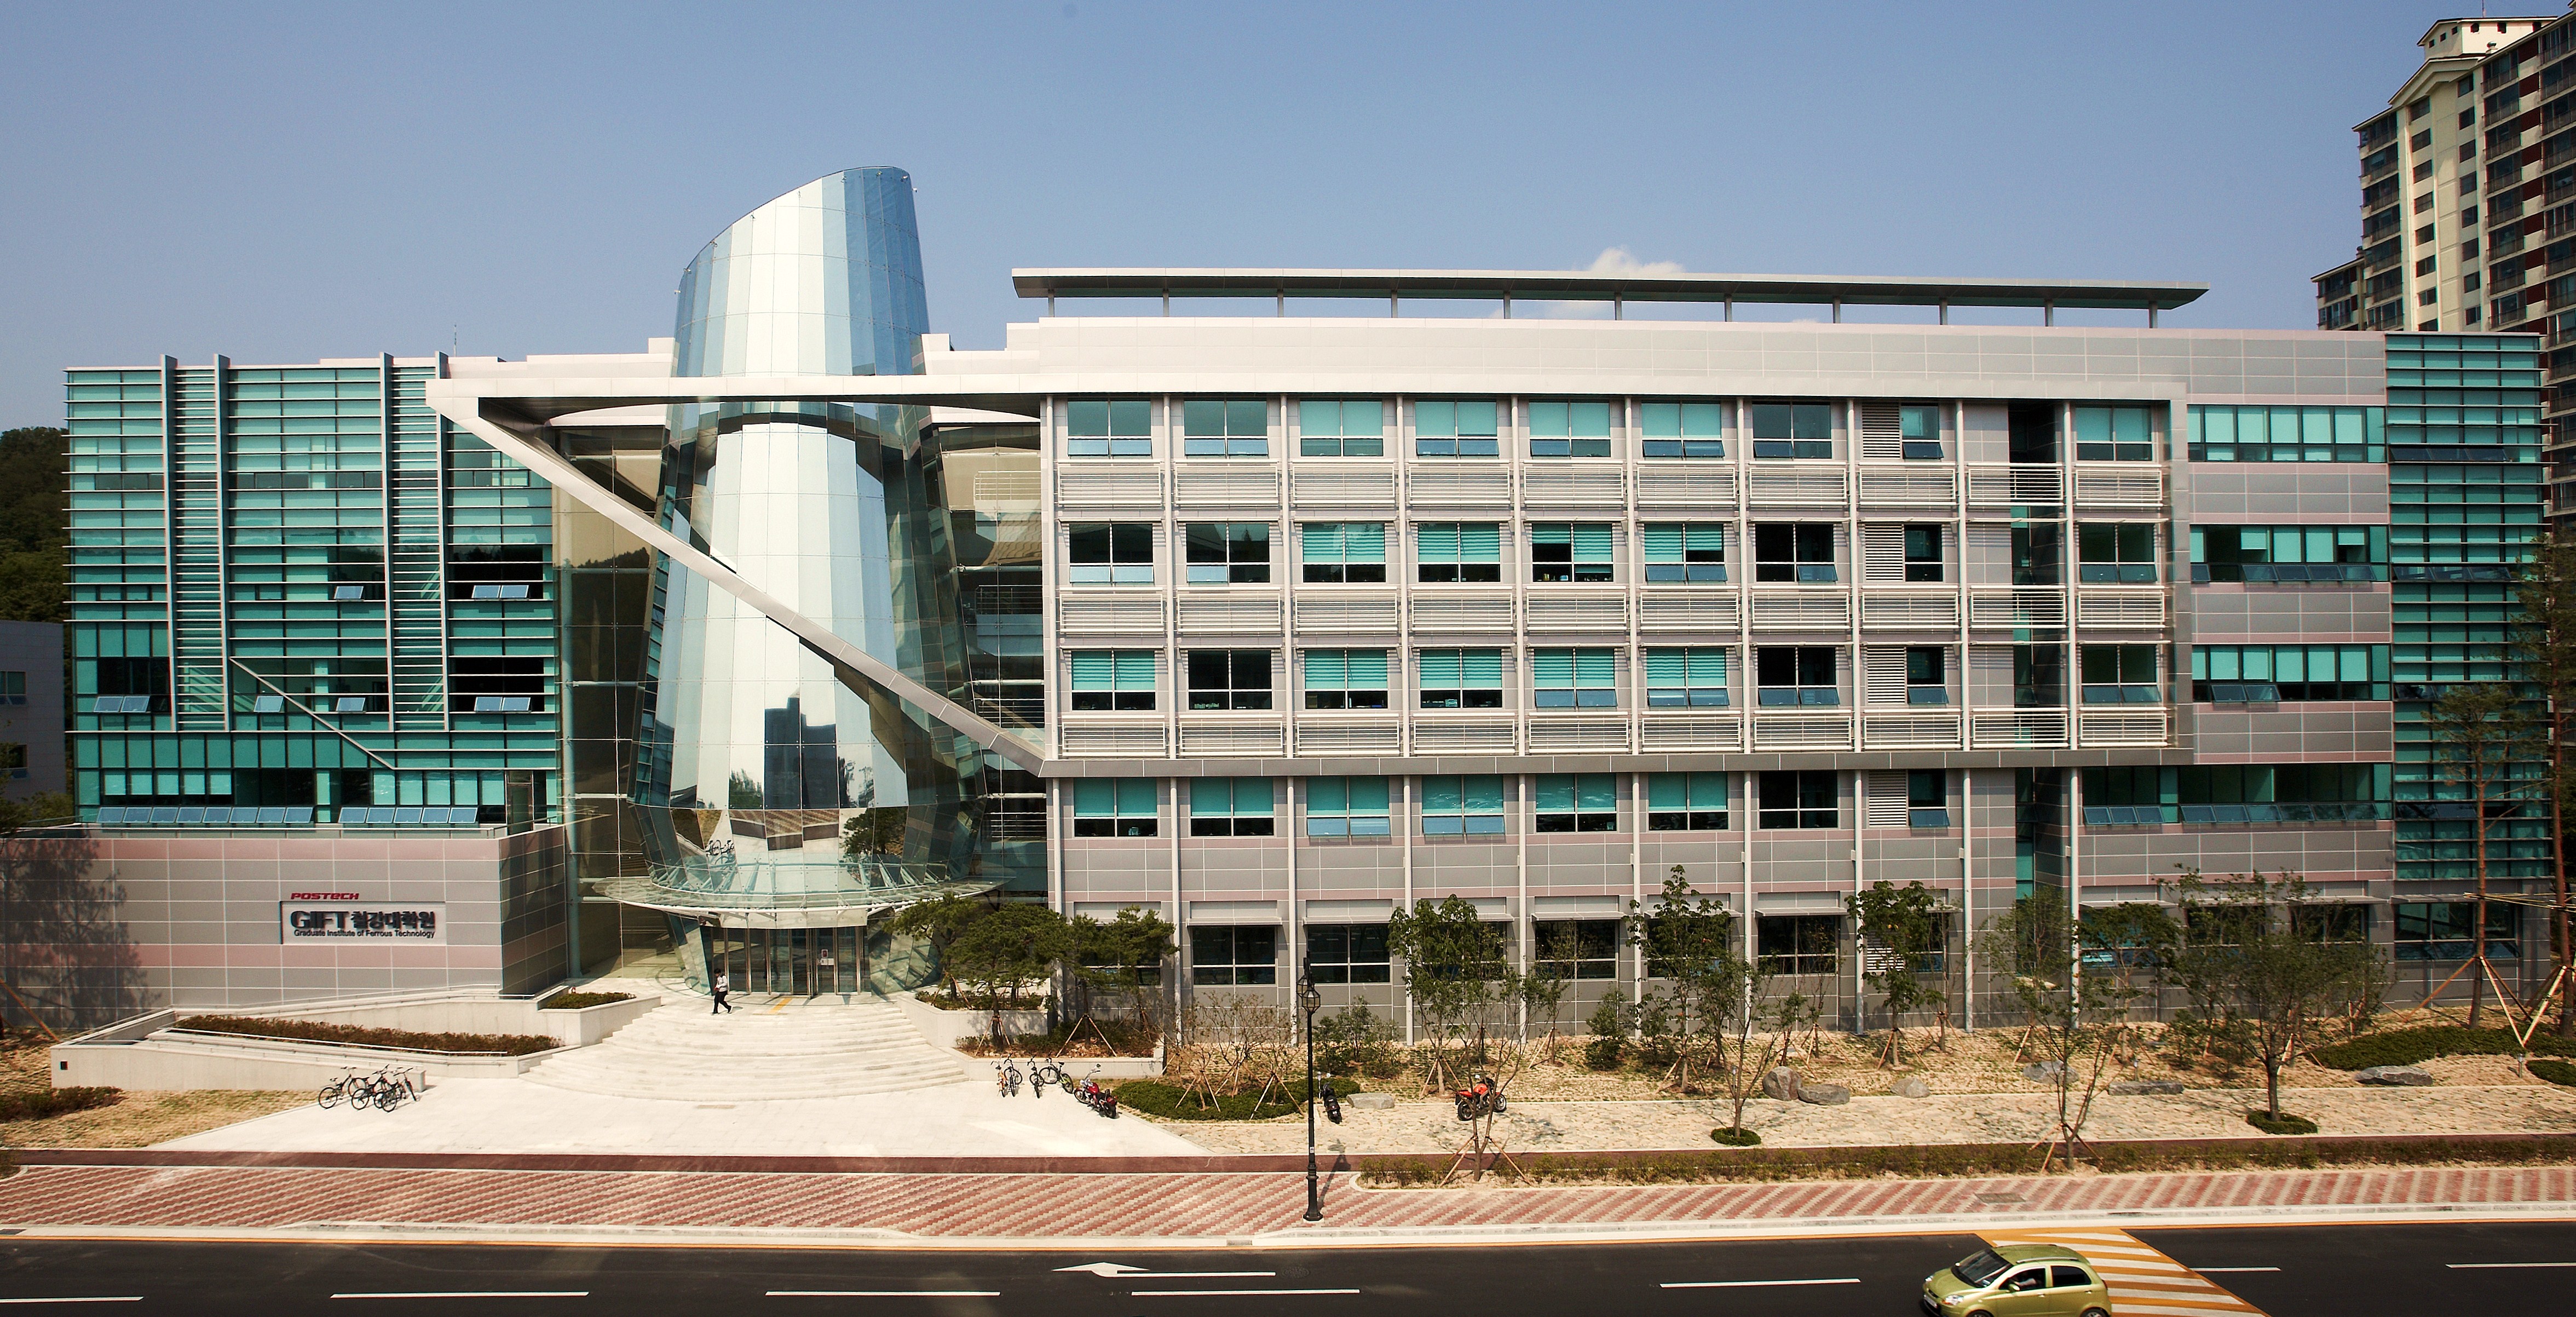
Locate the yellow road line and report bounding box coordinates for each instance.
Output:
[1978,1227,2265,1316]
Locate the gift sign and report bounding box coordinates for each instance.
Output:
[281,902,446,944]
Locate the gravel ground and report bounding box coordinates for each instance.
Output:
[0,1035,306,1149]
[1170,1080,2576,1155]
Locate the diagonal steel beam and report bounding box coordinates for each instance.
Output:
[423,379,1045,772]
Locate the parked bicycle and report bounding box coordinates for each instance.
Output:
[318,1065,423,1112]
[994,1058,1022,1097]
[1029,1059,1063,1097]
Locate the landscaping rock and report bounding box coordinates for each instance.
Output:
[2107,1081,2186,1096]
[2356,1065,2437,1087]
[2022,1061,2067,1083]
[1347,1092,1398,1111]
[1761,1067,1802,1101]
[1797,1082,1852,1106]
[1890,1074,1931,1099]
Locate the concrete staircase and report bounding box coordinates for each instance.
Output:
[519,995,973,1101]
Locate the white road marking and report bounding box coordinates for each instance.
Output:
[2448,1262,2576,1268]
[768,1293,1001,1299]
[0,1301,143,1307]
[333,1296,587,1301]
[2197,1267,2282,1273]
[1131,1290,1359,1298]
[1659,1278,1860,1289]
[1055,1264,1277,1277]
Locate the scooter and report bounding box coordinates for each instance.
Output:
[1453,1072,1506,1121]
[1073,1065,1120,1118]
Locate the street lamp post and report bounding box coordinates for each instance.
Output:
[1300,962,1323,1223]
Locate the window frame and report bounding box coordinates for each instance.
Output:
[2191,644,2390,703]
[1644,647,1729,707]
[1643,522,1727,582]
[1534,918,1623,979]
[1301,522,1387,584]
[1420,774,1506,836]
[1305,776,1392,837]
[2079,643,2161,704]
[1754,646,1839,707]
[2394,901,2519,961]
[1529,522,1615,583]
[1305,922,1392,983]
[1415,522,1503,584]
[1533,772,1618,832]
[1069,649,1157,712]
[1906,769,1950,829]
[1749,401,1834,459]
[1904,646,1947,706]
[2073,405,2156,462]
[1183,521,1271,585]
[1181,399,1270,457]
[1065,399,1152,457]
[1303,648,1390,711]
[1188,777,1277,837]
[1185,649,1274,711]
[1753,523,1837,583]
[1646,771,1727,831]
[1757,912,1841,975]
[1757,769,1839,830]
[1190,924,1280,985]
[1527,400,1612,458]
[1298,399,1385,457]
[1639,401,1725,458]
[1418,648,1504,710]
[1413,399,1501,457]
[1071,779,1159,837]
[1068,522,1155,586]
[1903,523,1943,582]
[1899,403,1944,461]
[2078,522,2158,584]
[1532,647,1619,709]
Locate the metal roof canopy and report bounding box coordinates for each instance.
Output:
[1012,268,2209,313]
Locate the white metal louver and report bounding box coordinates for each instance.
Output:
[1859,402,1903,461]
[1864,771,1910,826]
[1862,646,1911,706]
[1862,524,1907,583]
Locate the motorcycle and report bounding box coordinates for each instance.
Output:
[1453,1071,1506,1122]
[1073,1066,1120,1119]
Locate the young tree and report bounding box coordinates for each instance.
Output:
[1846,879,1949,1066]
[1386,895,1509,1091]
[1630,866,1739,1087]
[2079,900,2183,1064]
[2164,869,2384,1124]
[1068,906,1177,1041]
[2512,529,2576,1038]
[1975,885,2117,1169]
[2424,682,2545,1028]
[1512,923,1577,1049]
[942,902,1074,1046]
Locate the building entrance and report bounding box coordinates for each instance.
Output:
[713,926,862,996]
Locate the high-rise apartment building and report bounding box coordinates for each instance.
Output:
[24,170,2548,1033]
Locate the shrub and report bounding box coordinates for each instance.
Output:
[2529,1058,2576,1088]
[176,1015,559,1056]
[2246,1109,2319,1136]
[1583,1034,1624,1071]
[0,1087,119,1122]
[1114,1077,1358,1121]
[1709,1126,1761,1147]
[539,991,633,1010]
[956,1017,1156,1058]
[2309,1025,2576,1071]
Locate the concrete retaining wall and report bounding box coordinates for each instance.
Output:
[52,1028,562,1091]
[235,989,660,1048]
[892,992,1049,1047]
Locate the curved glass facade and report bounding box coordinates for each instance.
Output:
[630,169,1016,985]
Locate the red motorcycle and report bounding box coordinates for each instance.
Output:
[1071,1065,1119,1119]
[1453,1072,1507,1121]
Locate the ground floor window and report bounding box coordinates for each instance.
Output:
[2395,901,2517,961]
[1534,919,1622,979]
[1646,772,1726,830]
[1758,770,1837,830]
[1305,923,1391,984]
[1191,925,1278,985]
[1071,779,1157,837]
[1758,913,1840,976]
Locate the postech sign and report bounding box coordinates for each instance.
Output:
[281,902,446,944]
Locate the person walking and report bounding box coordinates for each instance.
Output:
[711,969,733,1014]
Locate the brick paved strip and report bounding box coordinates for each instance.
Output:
[0,1165,2566,1239]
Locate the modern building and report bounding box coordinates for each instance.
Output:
[25,167,2548,1034]
[0,620,65,803]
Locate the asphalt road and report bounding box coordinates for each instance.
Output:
[0,1222,2565,1315]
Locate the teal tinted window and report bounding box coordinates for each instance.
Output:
[1069,650,1156,711]
[1528,400,1612,457]
[1530,523,1613,583]
[1646,772,1727,830]
[1643,522,1726,582]
[1415,400,1500,456]
[1533,773,1617,831]
[1645,647,1727,706]
[1299,400,1383,456]
[1071,779,1157,836]
[1420,774,1506,836]
[1301,522,1386,584]
[1416,522,1502,583]
[1303,648,1390,710]
[1749,402,1833,458]
[1419,648,1503,709]
[1182,400,1269,457]
[1306,775,1391,837]
[2191,524,2387,583]
[2073,406,2155,462]
[2191,645,2389,703]
[1188,777,1276,836]
[2188,405,2384,463]
[1532,648,1618,708]
[2077,523,2158,583]
[1067,400,1151,456]
[1640,401,1725,458]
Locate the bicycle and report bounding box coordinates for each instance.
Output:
[1029,1059,1063,1097]
[316,1069,359,1109]
[995,1059,1022,1097]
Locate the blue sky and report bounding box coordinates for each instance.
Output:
[0,0,2512,424]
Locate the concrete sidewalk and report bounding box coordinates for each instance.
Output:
[0,1156,2563,1249]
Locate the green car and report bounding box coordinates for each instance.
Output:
[1921,1244,2111,1317]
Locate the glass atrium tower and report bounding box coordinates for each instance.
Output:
[621,169,980,991]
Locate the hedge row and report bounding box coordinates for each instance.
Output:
[175,1016,558,1056]
[2531,1059,2576,1088]
[1115,1078,1358,1122]
[1357,1135,2576,1187]
[0,1087,119,1122]
[2309,1025,2576,1071]
[539,992,633,1010]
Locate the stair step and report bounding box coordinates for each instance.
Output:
[517,997,974,1101]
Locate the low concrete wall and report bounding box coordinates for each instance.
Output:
[53,1027,562,1091]
[230,988,660,1048]
[892,991,1049,1047]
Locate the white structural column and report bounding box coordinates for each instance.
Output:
[1961,766,1975,1031]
